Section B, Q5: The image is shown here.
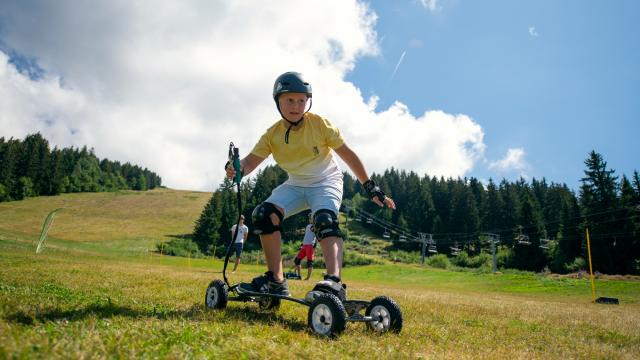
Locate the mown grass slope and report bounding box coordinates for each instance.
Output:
[1,189,639,359]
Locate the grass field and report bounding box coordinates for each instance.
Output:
[1,189,639,359]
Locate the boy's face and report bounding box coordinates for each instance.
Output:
[278,92,309,122]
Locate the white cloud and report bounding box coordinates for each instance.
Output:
[419,0,439,12]
[0,0,486,190]
[489,148,530,179]
[529,26,539,37]
[408,39,425,49]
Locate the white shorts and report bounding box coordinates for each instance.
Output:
[265,183,343,219]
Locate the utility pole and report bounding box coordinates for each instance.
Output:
[485,233,500,273]
[418,232,432,264]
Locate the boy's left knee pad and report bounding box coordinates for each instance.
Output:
[294,257,302,266]
[306,260,313,268]
[312,209,342,240]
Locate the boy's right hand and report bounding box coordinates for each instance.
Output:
[225,161,236,179]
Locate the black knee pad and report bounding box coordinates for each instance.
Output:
[306,260,313,269]
[313,209,342,240]
[294,257,302,266]
[251,202,283,235]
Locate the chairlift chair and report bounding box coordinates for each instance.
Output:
[383,229,390,239]
[539,238,550,249]
[398,235,407,242]
[366,217,373,224]
[450,243,461,255]
[428,244,437,253]
[516,234,531,245]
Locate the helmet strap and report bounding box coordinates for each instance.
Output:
[284,118,302,144]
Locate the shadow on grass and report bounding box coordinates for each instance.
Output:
[5,300,307,332]
[221,305,307,332]
[5,300,203,325]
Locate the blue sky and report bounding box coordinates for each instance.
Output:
[349,0,639,189]
[0,1,638,191]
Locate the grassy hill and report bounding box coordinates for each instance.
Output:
[1,189,639,359]
[0,188,210,256]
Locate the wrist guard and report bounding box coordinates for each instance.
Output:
[363,179,386,203]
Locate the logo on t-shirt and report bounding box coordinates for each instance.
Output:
[313,146,319,156]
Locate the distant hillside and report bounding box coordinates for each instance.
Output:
[0,133,163,203]
[0,188,210,253]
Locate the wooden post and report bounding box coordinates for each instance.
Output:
[586,227,597,302]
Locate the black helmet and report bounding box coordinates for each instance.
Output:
[272,71,312,102]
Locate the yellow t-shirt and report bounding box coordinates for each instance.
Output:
[251,112,345,186]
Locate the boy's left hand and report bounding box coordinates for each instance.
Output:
[363,179,396,210]
[373,195,396,210]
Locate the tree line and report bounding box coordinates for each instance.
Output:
[0,133,162,202]
[193,150,639,275]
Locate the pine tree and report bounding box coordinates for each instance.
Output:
[512,188,546,271]
[617,176,640,274]
[579,151,619,273]
[193,190,223,254]
[0,137,20,201]
[632,170,640,199]
[499,180,520,247]
[553,194,582,273]
[483,179,504,232]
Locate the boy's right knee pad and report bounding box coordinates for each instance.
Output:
[251,202,283,235]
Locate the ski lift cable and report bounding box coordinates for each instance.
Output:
[426,203,640,240]
[346,205,404,232]
[345,201,639,246]
[355,209,418,239]
[344,204,420,240]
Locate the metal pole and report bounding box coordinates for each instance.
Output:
[484,233,499,273]
[491,235,498,273]
[418,233,430,264]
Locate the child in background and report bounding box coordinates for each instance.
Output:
[294,213,317,280]
[229,215,248,273]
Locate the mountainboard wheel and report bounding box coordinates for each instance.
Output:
[365,296,403,333]
[258,296,281,311]
[205,279,228,310]
[307,293,347,337]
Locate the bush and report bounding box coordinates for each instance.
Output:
[239,250,265,265]
[0,184,9,202]
[564,257,586,273]
[16,177,35,200]
[497,246,515,269]
[343,251,381,267]
[426,254,451,269]
[388,250,422,264]
[157,238,203,258]
[451,251,492,269]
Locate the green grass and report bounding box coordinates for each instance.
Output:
[1,189,640,359]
